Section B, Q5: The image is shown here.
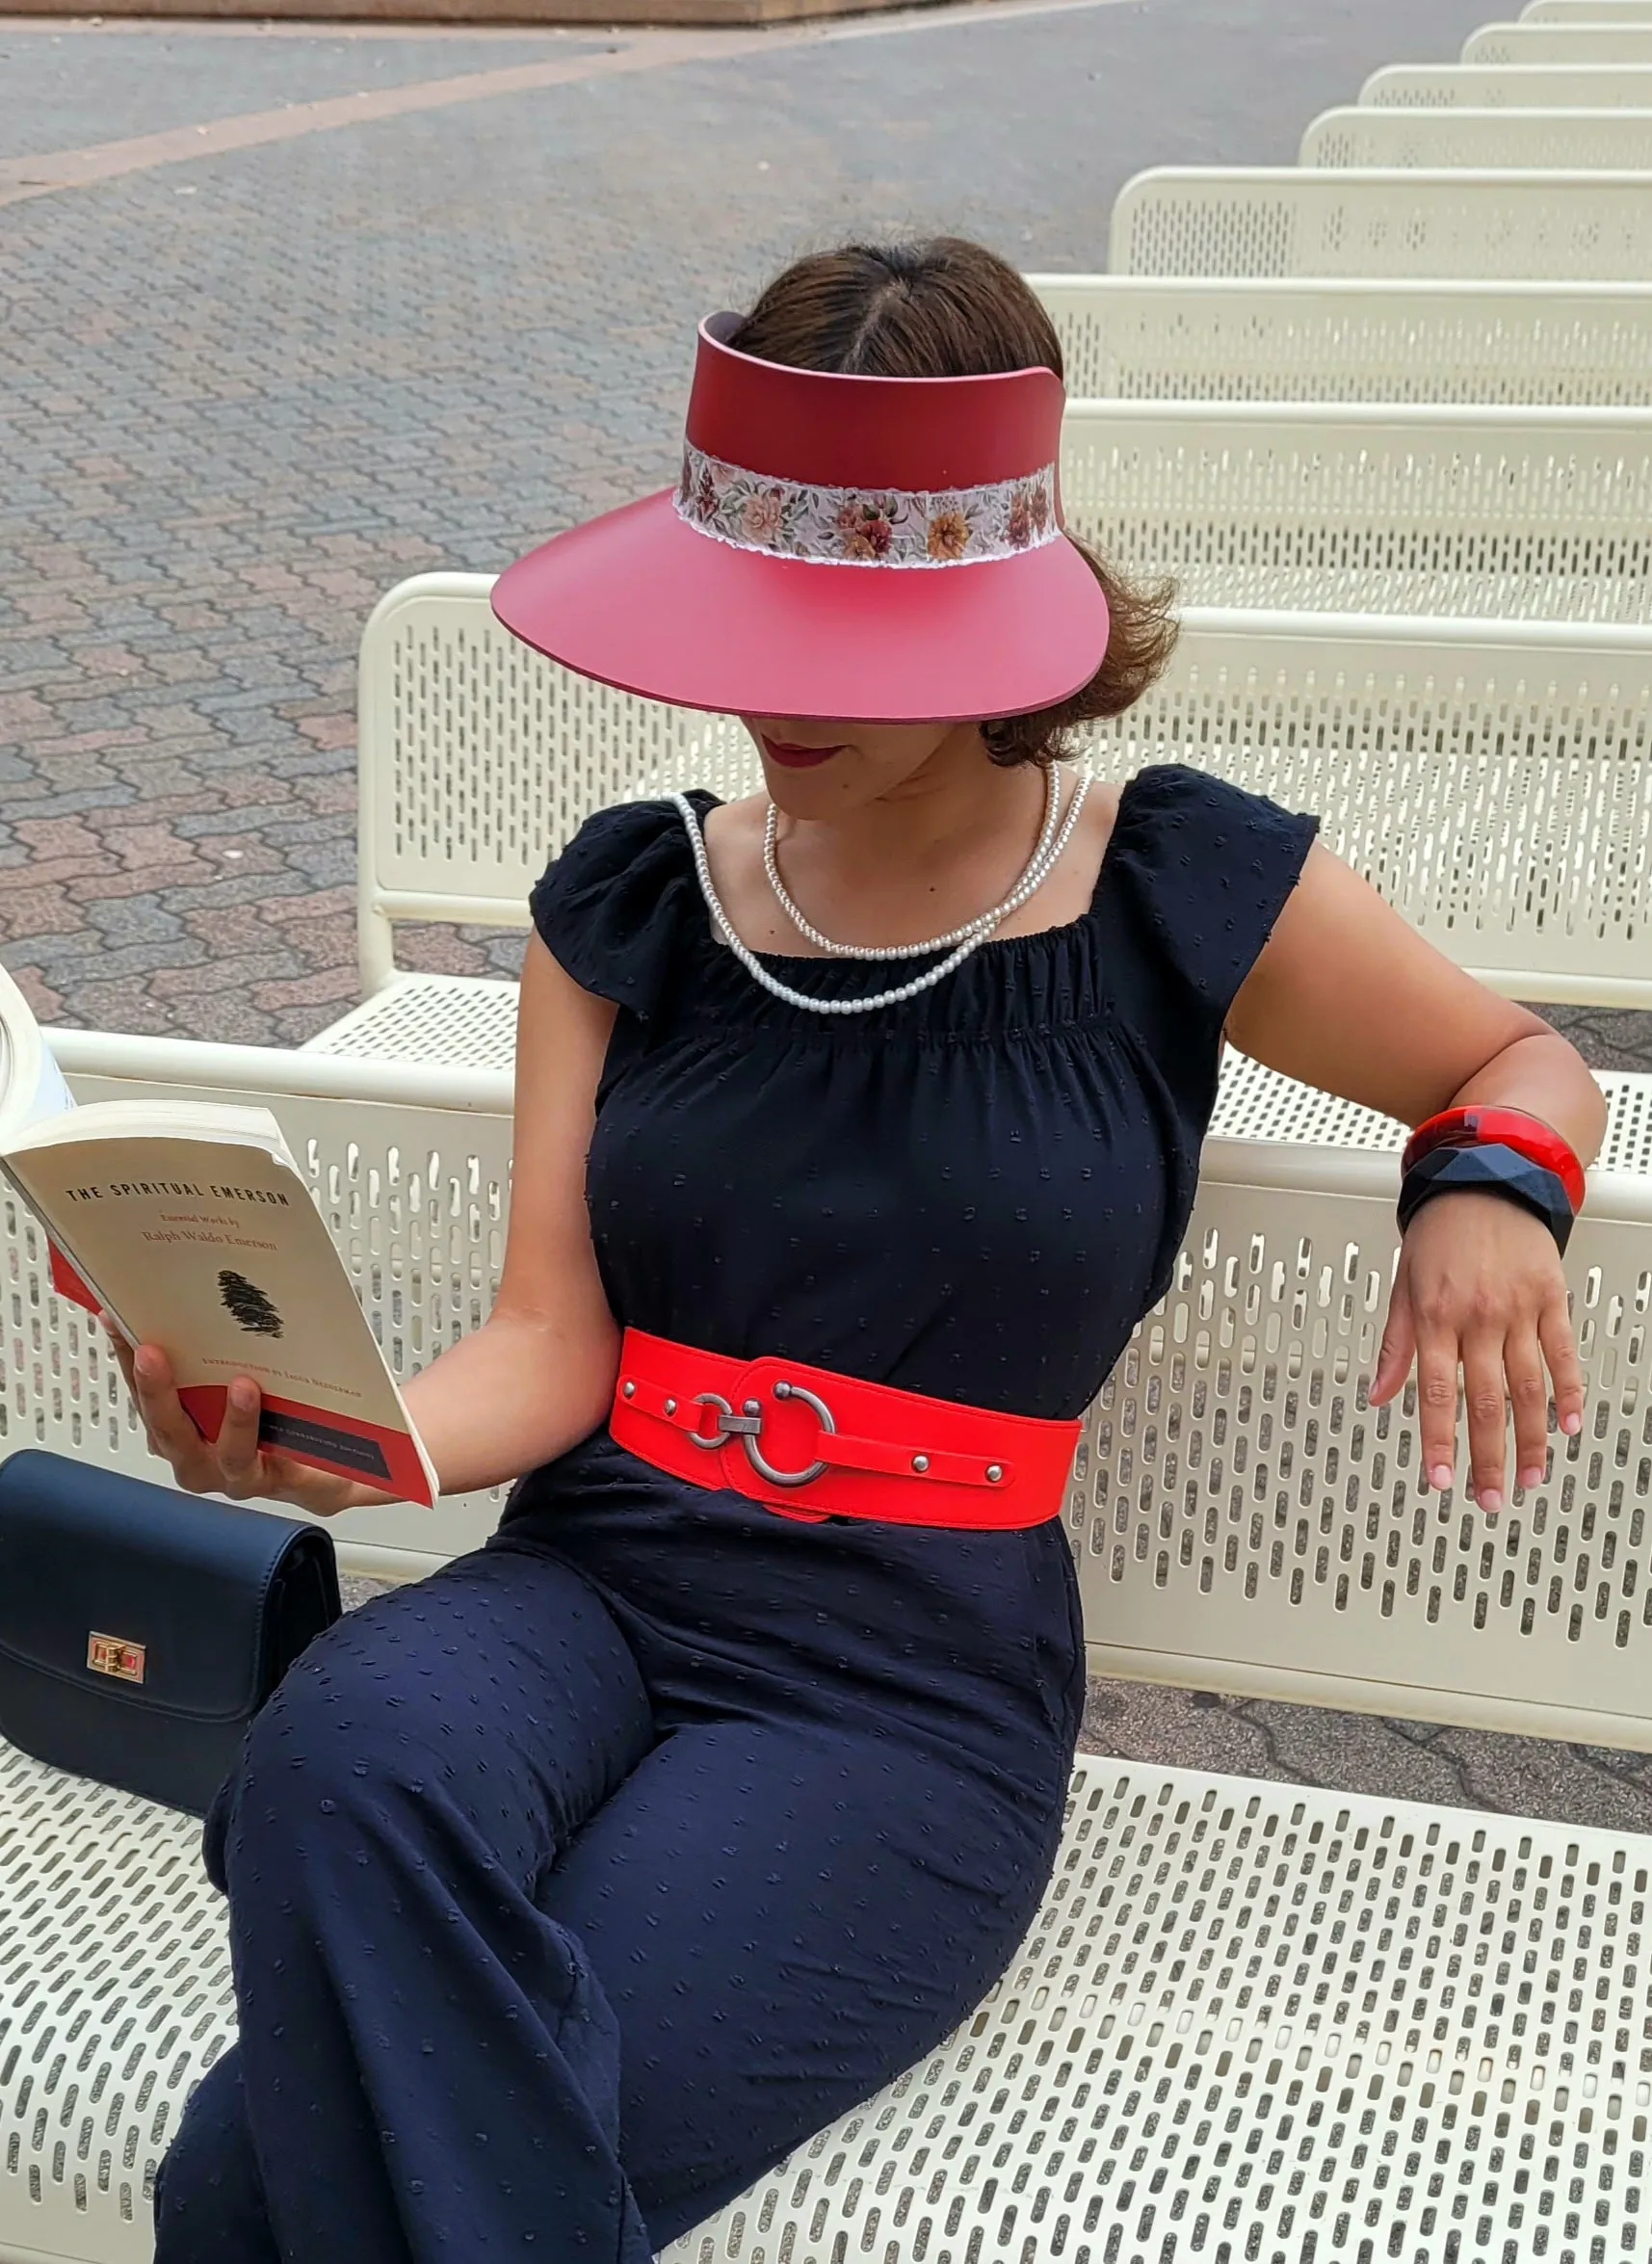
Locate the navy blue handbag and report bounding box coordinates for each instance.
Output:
[0,1450,340,1815]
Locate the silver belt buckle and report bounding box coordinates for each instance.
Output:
[688,1382,836,1489]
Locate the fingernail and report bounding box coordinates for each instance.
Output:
[1429,1463,1454,1490]
[1479,1489,1503,1517]
[1562,1411,1583,1435]
[1519,1464,1544,1490]
[230,1381,256,1413]
[134,1348,159,1382]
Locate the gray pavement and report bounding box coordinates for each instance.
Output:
[10,0,1652,1825]
[0,23,610,162]
[3,0,1531,1042]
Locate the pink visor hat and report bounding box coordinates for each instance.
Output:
[491,314,1110,724]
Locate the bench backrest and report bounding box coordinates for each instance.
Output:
[1365,59,1652,101]
[1467,20,1652,59]
[1030,274,1652,405]
[1062,398,1652,622]
[1109,166,1652,279]
[355,576,1652,1008]
[1088,609,1652,1008]
[1524,1,1652,20]
[354,573,756,991]
[1302,103,1652,170]
[14,1034,1652,1747]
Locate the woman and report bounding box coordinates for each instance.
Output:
[126,240,1603,2263]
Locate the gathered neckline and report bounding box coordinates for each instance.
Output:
[682,774,1141,972]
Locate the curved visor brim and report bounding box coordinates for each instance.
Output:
[492,490,1111,724]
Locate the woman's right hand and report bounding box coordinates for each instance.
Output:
[104,1321,394,1518]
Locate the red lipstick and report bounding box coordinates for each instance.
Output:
[761,736,845,771]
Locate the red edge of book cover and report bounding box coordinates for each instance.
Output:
[49,1240,102,1314]
[180,1384,435,1509]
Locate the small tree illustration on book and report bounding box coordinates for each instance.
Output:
[219,1270,284,1339]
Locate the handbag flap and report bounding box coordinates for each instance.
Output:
[0,1450,337,1723]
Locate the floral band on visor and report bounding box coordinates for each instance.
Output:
[674,442,1061,568]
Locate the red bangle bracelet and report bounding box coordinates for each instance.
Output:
[1402,1106,1586,1213]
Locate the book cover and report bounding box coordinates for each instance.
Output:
[1,1110,437,1508]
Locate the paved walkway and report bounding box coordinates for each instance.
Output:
[3,0,1532,1044]
[8,0,1652,1830]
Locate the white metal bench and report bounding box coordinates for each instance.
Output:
[305,576,758,1066]
[1301,105,1652,170]
[307,583,1652,1114]
[7,1038,1652,2263]
[1467,19,1652,60]
[1364,60,1652,103]
[1109,166,1652,280]
[1060,398,1652,621]
[1523,0,1652,20]
[1029,274,1652,404]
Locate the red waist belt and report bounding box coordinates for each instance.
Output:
[609,1329,1081,1530]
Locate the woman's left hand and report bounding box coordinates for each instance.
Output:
[1369,1190,1585,1515]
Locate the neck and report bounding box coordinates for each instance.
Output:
[762,732,1059,954]
[775,729,1043,878]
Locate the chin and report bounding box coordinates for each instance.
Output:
[758,750,866,809]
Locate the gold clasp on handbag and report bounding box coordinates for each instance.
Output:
[87,1632,146,1683]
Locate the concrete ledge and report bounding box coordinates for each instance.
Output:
[1,0,957,23]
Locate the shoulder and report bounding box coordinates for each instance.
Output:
[1113,763,1317,871]
[1100,764,1320,1014]
[529,795,707,1017]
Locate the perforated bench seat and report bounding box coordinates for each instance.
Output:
[302,972,520,1066]
[0,1737,231,2260]
[8,1736,1651,2264]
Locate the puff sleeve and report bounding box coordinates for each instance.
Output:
[1096,764,1320,1134]
[529,797,704,1022]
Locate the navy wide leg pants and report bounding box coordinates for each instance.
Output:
[153,1532,1066,2263]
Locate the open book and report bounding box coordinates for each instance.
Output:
[0,1089,438,1510]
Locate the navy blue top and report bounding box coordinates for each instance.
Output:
[505,766,1316,1803]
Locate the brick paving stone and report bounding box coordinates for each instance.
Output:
[0,24,607,164]
[7,0,1651,1826]
[4,0,1522,1046]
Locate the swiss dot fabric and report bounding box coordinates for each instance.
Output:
[533,762,1319,1413]
[156,764,1315,2264]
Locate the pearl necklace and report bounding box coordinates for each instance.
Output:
[673,768,1091,1018]
[764,764,1062,961]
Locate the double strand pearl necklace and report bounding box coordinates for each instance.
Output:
[764,763,1063,961]
[672,766,1091,1018]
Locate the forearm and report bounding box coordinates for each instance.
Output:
[377,1306,621,1506]
[1444,1029,1607,1171]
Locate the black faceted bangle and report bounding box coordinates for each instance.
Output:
[1398,1141,1574,1255]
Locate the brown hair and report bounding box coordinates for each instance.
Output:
[728,238,1178,763]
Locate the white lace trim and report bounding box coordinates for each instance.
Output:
[673,441,1061,569]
